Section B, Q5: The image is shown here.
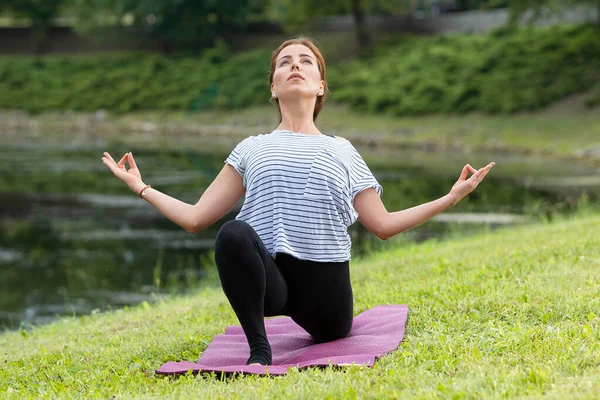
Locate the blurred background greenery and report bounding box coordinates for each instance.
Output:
[0,0,598,330]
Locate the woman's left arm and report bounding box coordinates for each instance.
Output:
[354,162,495,240]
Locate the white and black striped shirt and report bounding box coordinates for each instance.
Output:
[225,129,383,262]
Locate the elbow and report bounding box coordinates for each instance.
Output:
[188,219,209,235]
[378,232,390,241]
[367,215,391,240]
[375,223,391,241]
[187,220,201,235]
[186,209,204,234]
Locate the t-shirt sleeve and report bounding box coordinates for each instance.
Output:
[346,141,383,200]
[224,136,257,184]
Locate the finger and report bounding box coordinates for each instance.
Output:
[466,164,477,174]
[117,153,128,168]
[468,168,485,183]
[476,166,494,183]
[459,164,470,181]
[482,166,494,179]
[128,152,137,169]
[101,158,118,174]
[103,152,117,164]
[480,162,495,176]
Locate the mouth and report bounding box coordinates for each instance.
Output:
[287,73,304,81]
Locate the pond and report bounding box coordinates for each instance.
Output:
[0,141,597,330]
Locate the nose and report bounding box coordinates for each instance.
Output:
[291,61,299,70]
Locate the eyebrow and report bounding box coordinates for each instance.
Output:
[277,54,315,63]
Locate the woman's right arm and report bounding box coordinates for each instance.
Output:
[102,152,245,234]
[138,164,245,234]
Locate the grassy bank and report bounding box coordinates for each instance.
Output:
[3,99,599,163]
[1,213,599,398]
[2,25,598,115]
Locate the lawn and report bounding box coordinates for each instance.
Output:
[1,212,599,399]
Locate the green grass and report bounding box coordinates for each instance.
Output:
[2,213,599,398]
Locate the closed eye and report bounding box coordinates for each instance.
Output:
[279,59,313,67]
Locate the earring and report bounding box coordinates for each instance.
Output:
[272,92,277,98]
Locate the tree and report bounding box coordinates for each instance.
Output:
[506,0,600,26]
[68,0,270,52]
[453,0,508,11]
[273,0,397,55]
[0,0,68,53]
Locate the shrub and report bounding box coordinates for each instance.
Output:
[328,24,600,115]
[0,24,597,115]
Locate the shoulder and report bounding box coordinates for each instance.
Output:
[326,136,356,154]
[330,135,350,145]
[332,136,355,150]
[236,133,270,146]
[231,134,266,156]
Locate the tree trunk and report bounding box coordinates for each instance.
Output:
[350,0,372,54]
[32,23,51,54]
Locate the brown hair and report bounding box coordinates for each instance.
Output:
[269,36,329,122]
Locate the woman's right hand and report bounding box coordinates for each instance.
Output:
[101,152,144,193]
[448,162,495,205]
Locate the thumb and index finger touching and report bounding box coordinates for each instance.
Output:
[127,152,138,169]
[458,164,474,181]
[459,162,496,182]
[458,163,479,181]
[469,162,496,183]
[102,151,137,174]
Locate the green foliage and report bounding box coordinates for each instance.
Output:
[0,0,68,51]
[0,48,272,113]
[454,0,509,10]
[507,0,600,26]
[67,0,268,50]
[271,0,398,29]
[0,0,66,27]
[0,25,597,114]
[585,81,600,107]
[329,24,600,115]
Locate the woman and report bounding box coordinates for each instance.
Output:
[102,37,495,366]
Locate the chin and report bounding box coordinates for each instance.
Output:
[280,89,314,100]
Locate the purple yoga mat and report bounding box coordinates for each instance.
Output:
[156,304,408,376]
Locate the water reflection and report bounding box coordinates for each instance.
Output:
[0,144,596,330]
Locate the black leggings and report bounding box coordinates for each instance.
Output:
[214,219,353,365]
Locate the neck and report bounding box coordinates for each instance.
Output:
[276,99,320,134]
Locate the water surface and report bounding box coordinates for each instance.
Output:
[0,142,596,330]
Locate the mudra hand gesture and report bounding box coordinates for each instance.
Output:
[449,162,496,205]
[101,152,144,194]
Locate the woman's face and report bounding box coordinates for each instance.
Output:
[271,44,324,102]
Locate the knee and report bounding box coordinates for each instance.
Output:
[313,317,353,344]
[215,220,252,249]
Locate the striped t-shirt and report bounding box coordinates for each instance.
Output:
[224,129,383,262]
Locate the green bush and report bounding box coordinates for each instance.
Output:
[329,24,600,115]
[0,49,273,113]
[585,81,600,107]
[0,24,597,115]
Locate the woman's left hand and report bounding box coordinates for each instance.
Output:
[448,162,496,205]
